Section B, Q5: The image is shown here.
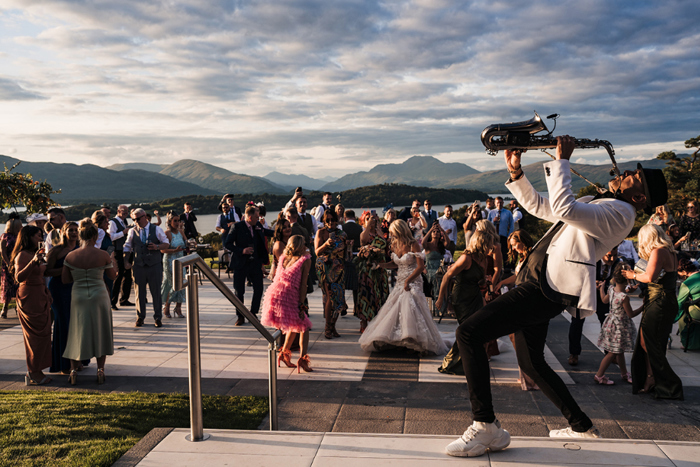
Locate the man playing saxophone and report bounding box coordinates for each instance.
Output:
[445,136,668,458]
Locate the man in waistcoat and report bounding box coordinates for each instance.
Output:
[109,204,134,310]
[124,208,170,327]
[445,136,667,457]
[180,202,199,240]
[226,206,274,326]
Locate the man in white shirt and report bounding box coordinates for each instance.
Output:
[45,207,66,251]
[617,239,639,266]
[438,205,458,254]
[314,192,333,223]
[124,208,170,328]
[109,204,135,310]
[510,200,523,231]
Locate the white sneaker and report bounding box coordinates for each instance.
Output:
[445,420,511,457]
[549,426,601,438]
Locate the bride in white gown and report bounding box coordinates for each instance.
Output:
[359,220,449,355]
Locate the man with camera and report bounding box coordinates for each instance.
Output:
[445,136,667,458]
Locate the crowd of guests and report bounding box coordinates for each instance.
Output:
[2,190,700,391]
[0,202,204,386]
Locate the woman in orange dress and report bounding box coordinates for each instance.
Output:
[11,225,53,385]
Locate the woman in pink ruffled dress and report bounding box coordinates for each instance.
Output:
[261,235,314,372]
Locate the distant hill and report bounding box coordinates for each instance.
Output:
[263,171,330,191]
[445,158,669,192]
[105,162,168,173]
[321,155,480,191]
[0,155,217,204]
[159,159,288,195]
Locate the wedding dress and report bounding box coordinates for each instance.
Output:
[359,251,448,354]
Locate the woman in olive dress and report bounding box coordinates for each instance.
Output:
[315,210,348,339]
[621,224,683,400]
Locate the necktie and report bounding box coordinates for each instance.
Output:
[140,228,146,243]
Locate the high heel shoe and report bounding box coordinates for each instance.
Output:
[331,325,341,338]
[163,306,172,319]
[69,370,78,386]
[174,306,184,318]
[622,372,633,384]
[25,372,52,386]
[594,374,614,385]
[297,355,313,373]
[277,350,297,368]
[639,374,656,393]
[97,368,105,384]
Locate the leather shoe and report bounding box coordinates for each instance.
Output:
[135,318,144,327]
[120,301,136,307]
[235,317,245,326]
[111,304,119,311]
[154,319,163,328]
[568,354,579,366]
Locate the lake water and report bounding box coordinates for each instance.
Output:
[1,194,520,235]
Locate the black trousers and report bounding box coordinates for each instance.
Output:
[112,250,133,306]
[456,281,593,432]
[233,259,264,319]
[568,297,608,356]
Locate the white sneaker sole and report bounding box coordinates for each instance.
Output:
[445,432,511,458]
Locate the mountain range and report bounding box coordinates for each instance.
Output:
[4,153,672,205]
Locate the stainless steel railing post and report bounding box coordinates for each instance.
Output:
[185,266,210,442]
[268,342,278,431]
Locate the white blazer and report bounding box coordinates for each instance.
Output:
[507,160,636,318]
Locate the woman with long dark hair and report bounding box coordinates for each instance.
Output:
[269,218,293,280]
[11,225,52,385]
[45,222,79,374]
[315,210,348,339]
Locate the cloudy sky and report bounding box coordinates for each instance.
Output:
[0,0,698,178]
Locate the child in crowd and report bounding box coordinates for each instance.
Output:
[594,264,639,385]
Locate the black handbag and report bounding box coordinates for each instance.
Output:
[422,273,432,297]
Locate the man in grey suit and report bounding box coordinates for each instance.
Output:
[124,208,170,328]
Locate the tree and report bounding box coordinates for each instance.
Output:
[0,161,61,215]
[656,146,700,219]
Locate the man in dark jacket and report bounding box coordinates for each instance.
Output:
[225,205,274,326]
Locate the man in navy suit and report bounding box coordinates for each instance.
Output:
[225,205,273,326]
[421,199,438,234]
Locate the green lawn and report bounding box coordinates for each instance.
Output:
[0,391,268,467]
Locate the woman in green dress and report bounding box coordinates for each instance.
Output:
[161,212,187,319]
[676,257,700,350]
[622,224,683,399]
[62,218,116,385]
[315,209,348,339]
[435,230,493,374]
[354,214,389,333]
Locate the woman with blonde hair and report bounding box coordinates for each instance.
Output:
[1,218,22,318]
[436,230,493,374]
[358,220,448,354]
[160,212,187,319]
[62,218,116,385]
[261,235,313,372]
[621,224,683,399]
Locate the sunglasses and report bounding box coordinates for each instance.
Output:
[134,215,145,221]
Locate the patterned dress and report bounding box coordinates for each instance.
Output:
[261,254,312,333]
[0,233,18,304]
[679,214,700,241]
[316,228,348,319]
[161,231,186,304]
[354,235,389,324]
[597,286,636,353]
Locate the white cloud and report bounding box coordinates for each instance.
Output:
[0,0,698,178]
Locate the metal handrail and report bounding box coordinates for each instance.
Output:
[173,253,281,441]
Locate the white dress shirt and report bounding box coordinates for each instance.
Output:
[108,216,128,242]
[123,222,170,253]
[438,216,458,243]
